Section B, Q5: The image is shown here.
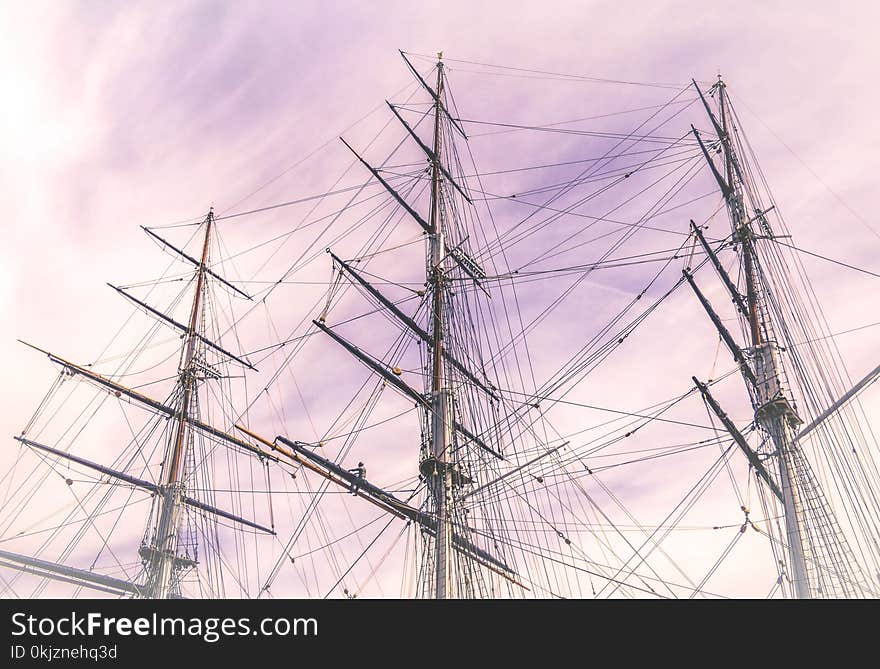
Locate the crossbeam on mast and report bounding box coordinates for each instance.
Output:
[109,285,257,371]
[234,425,520,584]
[312,320,503,459]
[141,226,252,300]
[15,437,275,535]
[691,79,746,187]
[183,496,275,535]
[399,50,468,139]
[386,102,472,203]
[18,341,277,464]
[682,270,757,387]
[329,251,429,338]
[15,436,158,490]
[272,435,516,577]
[689,221,748,316]
[0,548,145,597]
[329,252,498,399]
[692,80,727,143]
[691,126,732,199]
[340,138,486,293]
[339,138,432,234]
[693,377,783,501]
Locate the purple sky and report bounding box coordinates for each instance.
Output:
[2,1,879,598]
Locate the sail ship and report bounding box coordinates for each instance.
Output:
[2,51,879,599]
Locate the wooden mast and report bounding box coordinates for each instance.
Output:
[145,208,214,599]
[427,55,453,599]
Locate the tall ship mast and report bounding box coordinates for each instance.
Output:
[3,209,274,598]
[685,77,876,597]
[3,53,879,599]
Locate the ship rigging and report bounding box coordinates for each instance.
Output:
[3,52,880,600]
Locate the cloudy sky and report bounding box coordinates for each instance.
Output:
[1,1,879,598]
